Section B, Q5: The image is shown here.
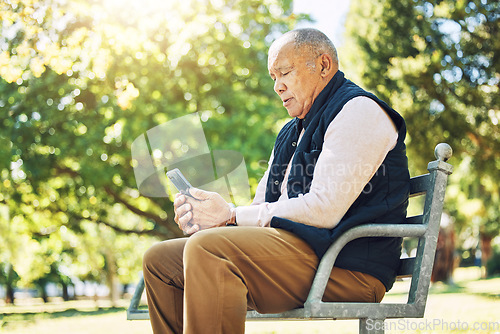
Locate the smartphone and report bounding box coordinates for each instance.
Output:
[166,168,193,196]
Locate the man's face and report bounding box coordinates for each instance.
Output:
[268,40,324,119]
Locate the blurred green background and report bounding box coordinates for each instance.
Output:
[0,0,498,332]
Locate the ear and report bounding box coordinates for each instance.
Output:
[318,53,335,78]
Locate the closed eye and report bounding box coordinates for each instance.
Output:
[270,69,291,81]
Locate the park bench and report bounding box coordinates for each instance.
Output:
[127,143,454,334]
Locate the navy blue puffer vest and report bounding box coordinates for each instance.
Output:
[265,71,410,291]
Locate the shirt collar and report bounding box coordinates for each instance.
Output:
[294,117,303,134]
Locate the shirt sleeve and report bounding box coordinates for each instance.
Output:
[235,96,398,228]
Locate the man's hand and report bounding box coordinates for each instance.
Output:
[174,188,233,234]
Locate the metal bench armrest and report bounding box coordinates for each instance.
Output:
[306,223,426,307]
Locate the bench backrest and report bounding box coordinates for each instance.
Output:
[404,153,453,307]
[395,173,440,279]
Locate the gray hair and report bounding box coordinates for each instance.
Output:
[282,28,339,67]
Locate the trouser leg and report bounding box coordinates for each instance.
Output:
[143,237,188,334]
[182,226,320,334]
[324,266,386,303]
[144,226,386,334]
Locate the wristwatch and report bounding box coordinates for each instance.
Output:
[226,204,237,226]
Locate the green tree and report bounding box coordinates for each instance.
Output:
[343,0,499,273]
[1,0,303,295]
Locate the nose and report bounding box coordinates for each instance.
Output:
[274,78,286,95]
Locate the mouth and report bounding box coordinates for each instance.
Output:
[283,97,293,107]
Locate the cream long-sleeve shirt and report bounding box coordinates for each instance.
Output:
[234,96,398,229]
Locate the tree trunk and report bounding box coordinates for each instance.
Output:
[5,264,15,304]
[431,225,456,283]
[105,249,118,307]
[480,234,493,279]
[40,283,49,303]
[62,281,70,301]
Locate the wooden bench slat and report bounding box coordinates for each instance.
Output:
[409,173,430,197]
[405,215,423,225]
[397,257,416,278]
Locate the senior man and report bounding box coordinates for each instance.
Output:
[143,28,410,334]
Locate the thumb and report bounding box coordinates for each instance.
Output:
[188,187,211,200]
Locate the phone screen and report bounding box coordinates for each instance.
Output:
[166,168,192,195]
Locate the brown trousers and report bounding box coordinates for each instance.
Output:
[143,226,385,334]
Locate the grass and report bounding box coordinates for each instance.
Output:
[1,268,499,334]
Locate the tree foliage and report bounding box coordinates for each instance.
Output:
[343,0,499,243]
[0,0,302,296]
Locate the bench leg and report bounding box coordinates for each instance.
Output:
[359,318,385,334]
[127,275,150,320]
